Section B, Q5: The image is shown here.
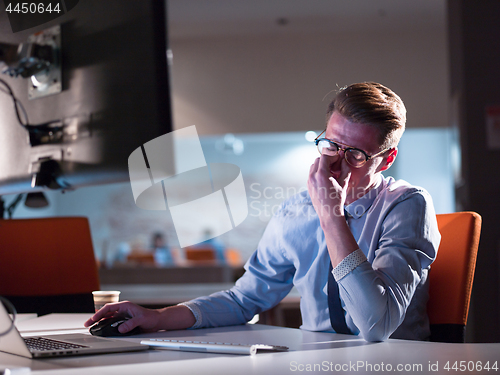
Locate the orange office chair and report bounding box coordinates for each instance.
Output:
[427,212,482,342]
[184,246,217,263]
[126,251,156,265]
[0,217,100,315]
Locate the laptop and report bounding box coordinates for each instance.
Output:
[0,303,148,358]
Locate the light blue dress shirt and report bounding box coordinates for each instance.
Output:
[183,175,441,342]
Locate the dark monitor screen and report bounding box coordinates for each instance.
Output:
[0,0,172,195]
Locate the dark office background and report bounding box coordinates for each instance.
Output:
[448,0,500,343]
[1,0,499,343]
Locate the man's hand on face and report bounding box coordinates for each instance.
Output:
[308,153,351,220]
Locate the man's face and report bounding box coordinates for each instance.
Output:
[324,111,394,204]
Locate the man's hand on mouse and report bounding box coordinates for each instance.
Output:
[84,301,162,334]
[84,301,196,334]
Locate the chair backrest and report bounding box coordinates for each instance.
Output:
[127,251,156,265]
[0,217,100,315]
[428,212,481,342]
[185,246,216,263]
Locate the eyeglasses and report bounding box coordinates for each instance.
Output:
[314,130,389,168]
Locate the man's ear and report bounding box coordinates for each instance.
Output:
[380,148,398,172]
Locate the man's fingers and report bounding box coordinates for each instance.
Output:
[308,157,320,194]
[84,301,132,327]
[341,171,351,189]
[309,155,332,184]
[309,157,320,176]
[117,317,140,333]
[117,309,158,333]
[84,305,113,327]
[318,153,331,173]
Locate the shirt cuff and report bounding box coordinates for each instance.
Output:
[178,302,202,329]
[333,248,367,281]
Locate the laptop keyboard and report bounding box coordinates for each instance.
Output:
[24,337,88,351]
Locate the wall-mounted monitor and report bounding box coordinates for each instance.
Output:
[0,0,173,195]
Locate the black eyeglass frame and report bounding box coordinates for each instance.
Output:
[313,129,389,168]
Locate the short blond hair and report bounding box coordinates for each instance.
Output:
[326,82,406,149]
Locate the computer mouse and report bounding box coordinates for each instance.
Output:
[89,316,141,337]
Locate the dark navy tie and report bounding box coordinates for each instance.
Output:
[328,261,352,334]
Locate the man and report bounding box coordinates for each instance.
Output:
[85,82,441,341]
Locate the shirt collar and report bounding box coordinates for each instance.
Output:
[344,175,383,219]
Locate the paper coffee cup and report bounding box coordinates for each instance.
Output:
[92,291,121,312]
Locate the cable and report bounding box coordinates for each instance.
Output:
[0,296,17,337]
[0,78,65,147]
[0,78,29,128]
[7,194,24,218]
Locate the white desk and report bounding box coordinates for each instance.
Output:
[1,314,499,375]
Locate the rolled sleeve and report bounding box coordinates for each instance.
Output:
[178,302,203,329]
[338,189,440,342]
[333,249,367,281]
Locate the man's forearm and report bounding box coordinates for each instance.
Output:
[321,214,359,267]
[157,305,196,331]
